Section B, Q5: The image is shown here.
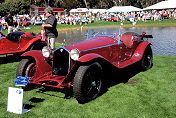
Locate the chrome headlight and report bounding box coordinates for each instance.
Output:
[70,49,79,61]
[42,46,51,58]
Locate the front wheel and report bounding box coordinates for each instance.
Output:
[73,62,104,104]
[16,58,36,77]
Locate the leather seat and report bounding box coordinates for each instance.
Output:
[7,32,24,41]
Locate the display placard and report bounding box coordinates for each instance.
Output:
[14,76,30,87]
[7,87,23,114]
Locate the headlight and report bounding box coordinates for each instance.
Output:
[42,46,51,58]
[70,49,79,61]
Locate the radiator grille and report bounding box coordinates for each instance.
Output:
[52,48,70,76]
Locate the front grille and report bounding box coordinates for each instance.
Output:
[52,47,70,76]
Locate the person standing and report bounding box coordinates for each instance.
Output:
[5,12,14,34]
[43,7,58,52]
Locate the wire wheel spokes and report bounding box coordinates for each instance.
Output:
[83,66,102,99]
[143,53,152,69]
[25,63,36,77]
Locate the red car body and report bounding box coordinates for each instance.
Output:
[14,21,31,26]
[0,30,46,55]
[17,31,153,103]
[108,15,117,22]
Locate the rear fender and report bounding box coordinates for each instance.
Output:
[132,41,151,61]
[21,36,43,51]
[21,50,52,78]
[78,53,105,63]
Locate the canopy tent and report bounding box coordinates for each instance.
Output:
[70,8,88,13]
[108,6,142,13]
[89,9,107,13]
[143,0,176,10]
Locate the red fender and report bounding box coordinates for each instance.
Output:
[21,50,52,78]
[78,53,105,62]
[114,41,151,68]
[132,41,151,61]
[21,36,43,52]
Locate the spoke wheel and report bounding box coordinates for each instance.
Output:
[73,62,103,104]
[16,59,36,77]
[25,63,36,77]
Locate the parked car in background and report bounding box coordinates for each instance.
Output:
[0,25,46,55]
[16,29,153,104]
[108,15,117,22]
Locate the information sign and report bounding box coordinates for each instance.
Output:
[14,76,30,87]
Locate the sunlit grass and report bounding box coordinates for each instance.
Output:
[0,55,176,117]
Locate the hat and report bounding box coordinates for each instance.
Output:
[45,6,53,14]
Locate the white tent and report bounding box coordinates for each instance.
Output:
[108,6,142,13]
[89,9,107,13]
[144,0,176,10]
[70,8,88,13]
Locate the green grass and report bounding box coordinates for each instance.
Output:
[0,55,176,118]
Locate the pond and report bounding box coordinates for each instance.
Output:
[57,26,176,56]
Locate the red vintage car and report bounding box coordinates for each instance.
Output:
[0,27,46,55]
[108,15,117,22]
[16,30,153,103]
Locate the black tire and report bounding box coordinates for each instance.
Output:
[73,62,104,104]
[140,45,153,71]
[30,41,46,51]
[16,58,36,77]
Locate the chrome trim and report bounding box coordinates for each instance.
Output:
[80,42,123,53]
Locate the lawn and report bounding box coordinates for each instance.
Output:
[0,55,176,118]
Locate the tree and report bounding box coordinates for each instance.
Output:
[0,0,167,16]
[0,0,30,16]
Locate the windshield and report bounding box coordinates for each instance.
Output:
[86,32,120,40]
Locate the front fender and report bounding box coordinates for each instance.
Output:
[21,50,52,78]
[132,41,151,61]
[78,53,105,62]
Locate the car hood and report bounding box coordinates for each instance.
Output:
[65,36,118,52]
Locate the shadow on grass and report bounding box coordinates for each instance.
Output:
[23,98,44,110]
[24,104,35,110]
[29,97,45,103]
[0,54,21,64]
[24,62,148,105]
[104,63,142,88]
[36,87,73,99]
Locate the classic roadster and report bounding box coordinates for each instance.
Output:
[16,30,153,103]
[0,26,46,55]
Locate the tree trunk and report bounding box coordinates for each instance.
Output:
[83,0,87,8]
[113,0,117,6]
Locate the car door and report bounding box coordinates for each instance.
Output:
[118,35,137,62]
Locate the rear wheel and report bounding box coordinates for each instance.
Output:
[140,46,153,71]
[16,58,36,77]
[73,62,104,104]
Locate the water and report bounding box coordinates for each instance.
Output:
[57,26,176,56]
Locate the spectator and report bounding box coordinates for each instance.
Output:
[174,10,176,20]
[5,12,14,34]
[43,6,58,53]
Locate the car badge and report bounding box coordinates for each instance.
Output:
[60,49,63,52]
